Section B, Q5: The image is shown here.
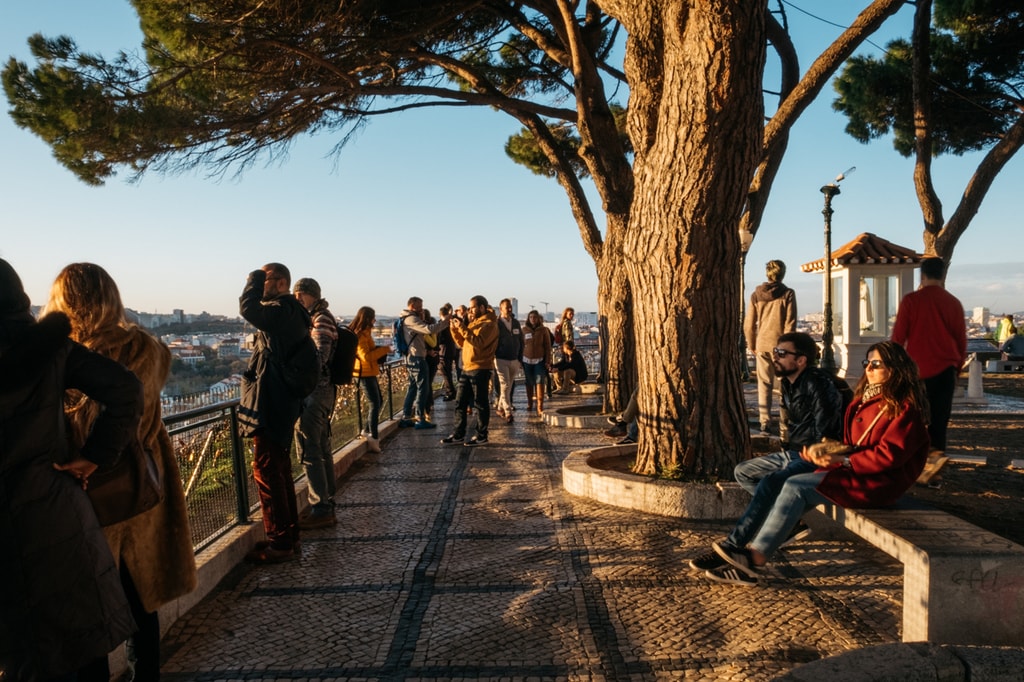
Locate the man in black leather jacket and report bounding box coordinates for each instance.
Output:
[690,331,842,574]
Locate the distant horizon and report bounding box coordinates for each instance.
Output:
[95,261,1022,327]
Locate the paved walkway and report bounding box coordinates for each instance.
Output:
[159,392,907,681]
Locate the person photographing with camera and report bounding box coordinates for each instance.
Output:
[442,296,498,446]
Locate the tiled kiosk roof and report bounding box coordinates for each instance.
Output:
[801,232,924,273]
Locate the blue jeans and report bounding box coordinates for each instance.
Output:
[360,376,382,439]
[451,369,491,439]
[725,450,816,550]
[522,360,548,389]
[749,471,829,560]
[402,356,429,420]
[294,383,336,512]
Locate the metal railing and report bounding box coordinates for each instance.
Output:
[166,360,408,551]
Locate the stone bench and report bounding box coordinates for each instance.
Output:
[809,501,1024,645]
[985,359,1024,373]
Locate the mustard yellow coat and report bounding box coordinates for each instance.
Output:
[353,327,391,377]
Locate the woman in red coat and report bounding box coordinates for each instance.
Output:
[707,340,930,586]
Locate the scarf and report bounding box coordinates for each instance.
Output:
[861,382,883,403]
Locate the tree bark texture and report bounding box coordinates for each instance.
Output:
[595,214,635,412]
[622,1,766,478]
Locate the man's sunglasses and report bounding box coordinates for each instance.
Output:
[772,347,801,358]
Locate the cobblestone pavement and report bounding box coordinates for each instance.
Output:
[160,394,905,681]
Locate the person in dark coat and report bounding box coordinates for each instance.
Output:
[1,257,143,681]
[238,263,314,563]
[437,303,460,400]
[552,340,588,393]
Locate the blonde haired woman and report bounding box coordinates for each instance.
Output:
[556,307,574,346]
[349,306,392,453]
[44,263,196,681]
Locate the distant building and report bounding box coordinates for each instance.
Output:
[214,338,242,358]
[209,374,243,399]
[171,348,204,365]
[972,307,990,328]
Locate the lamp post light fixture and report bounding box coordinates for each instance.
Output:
[819,167,855,374]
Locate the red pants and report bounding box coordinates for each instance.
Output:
[252,432,299,550]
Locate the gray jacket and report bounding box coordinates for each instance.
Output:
[744,281,797,353]
[400,310,449,359]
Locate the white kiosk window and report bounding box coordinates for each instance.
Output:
[858,275,899,337]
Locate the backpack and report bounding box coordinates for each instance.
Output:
[553,326,563,345]
[329,324,359,385]
[392,316,410,356]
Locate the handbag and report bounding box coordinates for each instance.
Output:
[87,435,164,527]
[806,408,885,460]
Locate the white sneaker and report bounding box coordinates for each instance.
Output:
[366,437,382,453]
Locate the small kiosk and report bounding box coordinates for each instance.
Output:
[801,233,922,380]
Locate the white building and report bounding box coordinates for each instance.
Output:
[972,307,990,328]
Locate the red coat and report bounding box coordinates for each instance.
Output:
[816,396,930,508]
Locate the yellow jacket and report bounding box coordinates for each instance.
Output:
[451,309,499,371]
[354,327,390,377]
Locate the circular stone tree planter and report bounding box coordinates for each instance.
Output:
[562,444,751,519]
[542,402,610,429]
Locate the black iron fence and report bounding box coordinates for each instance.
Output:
[166,360,409,551]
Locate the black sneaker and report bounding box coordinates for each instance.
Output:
[604,424,627,438]
[466,434,488,446]
[712,541,761,578]
[688,550,726,571]
[779,522,812,549]
[607,416,624,426]
[441,434,463,445]
[705,564,759,586]
[616,435,636,445]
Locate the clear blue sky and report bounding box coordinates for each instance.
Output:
[2,1,1022,319]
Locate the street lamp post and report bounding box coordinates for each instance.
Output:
[820,182,840,373]
[819,166,854,374]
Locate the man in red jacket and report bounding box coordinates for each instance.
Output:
[891,257,966,452]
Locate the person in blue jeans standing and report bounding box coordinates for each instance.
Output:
[397,296,449,429]
[689,332,842,573]
[350,306,392,452]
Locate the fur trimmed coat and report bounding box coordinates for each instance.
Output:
[1,312,141,680]
[66,325,198,614]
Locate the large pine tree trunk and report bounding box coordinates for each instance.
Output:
[623,1,766,478]
[597,214,636,412]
